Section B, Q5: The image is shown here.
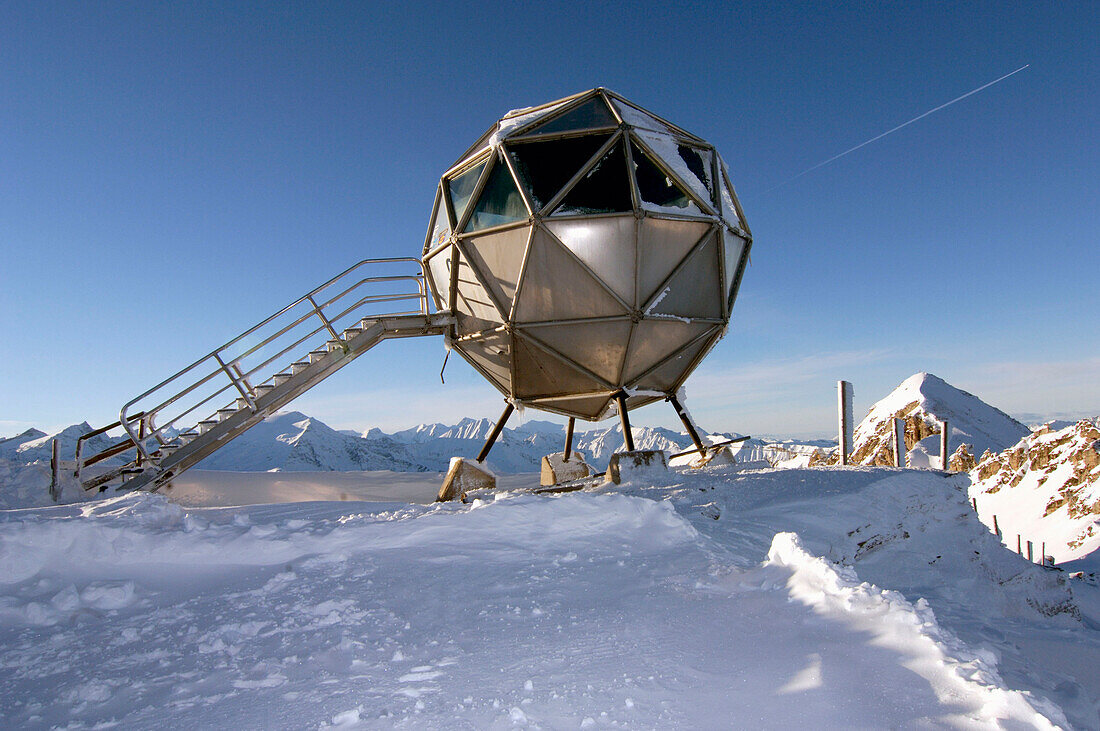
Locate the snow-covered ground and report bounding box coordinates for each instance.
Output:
[3,463,1099,728]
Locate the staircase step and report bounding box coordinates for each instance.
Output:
[359,318,378,330]
[342,327,364,340]
[236,397,252,410]
[291,360,311,375]
[178,431,199,443]
[326,339,344,352]
[308,349,328,364]
[254,383,276,397]
[198,420,220,434]
[273,372,293,386]
[217,408,237,420]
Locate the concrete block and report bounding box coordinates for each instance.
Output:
[540,453,592,486]
[606,450,667,485]
[437,458,496,502]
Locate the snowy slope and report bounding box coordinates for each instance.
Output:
[969,419,1100,563]
[3,465,1099,728]
[847,372,1030,468]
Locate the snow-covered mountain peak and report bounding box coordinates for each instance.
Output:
[848,372,1030,467]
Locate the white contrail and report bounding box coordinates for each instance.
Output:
[762,64,1030,193]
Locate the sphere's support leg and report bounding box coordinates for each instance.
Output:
[563,417,575,461]
[476,401,515,464]
[667,392,706,455]
[615,391,635,451]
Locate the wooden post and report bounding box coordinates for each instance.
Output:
[940,419,950,471]
[993,514,1000,538]
[893,417,906,468]
[971,497,977,511]
[837,381,853,466]
[1017,535,1022,555]
[1041,541,1046,566]
[49,438,61,503]
[1027,541,1033,562]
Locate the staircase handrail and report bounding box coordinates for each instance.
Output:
[117,257,430,464]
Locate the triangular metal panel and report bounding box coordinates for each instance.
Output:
[456,331,512,395]
[630,139,705,216]
[463,157,529,233]
[544,216,636,307]
[454,248,503,328]
[506,134,612,211]
[629,328,718,392]
[521,319,633,385]
[621,319,713,383]
[637,217,711,306]
[648,230,723,320]
[462,226,532,319]
[721,229,747,301]
[633,130,717,215]
[529,393,611,420]
[550,139,633,216]
[423,245,452,311]
[513,228,628,323]
[512,334,607,399]
[513,96,618,139]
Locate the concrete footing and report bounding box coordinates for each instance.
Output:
[540,453,592,487]
[692,445,738,468]
[437,458,496,502]
[606,450,667,485]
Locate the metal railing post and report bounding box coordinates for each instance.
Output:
[216,353,257,412]
[308,295,342,343]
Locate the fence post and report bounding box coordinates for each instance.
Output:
[1027,541,1034,562]
[1017,535,1022,555]
[993,514,1000,538]
[838,381,853,466]
[1041,542,1046,566]
[971,497,977,511]
[893,417,906,468]
[49,438,61,503]
[940,419,950,471]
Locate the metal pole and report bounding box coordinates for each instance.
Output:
[476,402,515,464]
[667,393,705,454]
[616,392,635,452]
[564,417,575,461]
[838,381,853,465]
[893,417,906,468]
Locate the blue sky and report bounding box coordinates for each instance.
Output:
[2,1,1097,438]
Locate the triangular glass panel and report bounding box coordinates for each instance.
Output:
[513,335,607,399]
[463,226,531,319]
[622,319,713,383]
[607,96,681,137]
[521,319,632,385]
[423,245,452,310]
[631,141,704,215]
[425,187,451,254]
[514,228,628,323]
[545,216,635,306]
[722,229,747,301]
[464,159,528,233]
[551,140,633,216]
[446,159,488,227]
[718,156,744,230]
[631,330,717,392]
[457,331,512,395]
[515,96,618,138]
[633,130,716,214]
[637,217,710,305]
[454,249,503,328]
[531,394,611,420]
[507,134,612,211]
[648,231,722,320]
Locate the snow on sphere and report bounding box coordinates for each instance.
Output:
[422,89,752,421]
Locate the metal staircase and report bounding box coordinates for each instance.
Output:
[75,257,452,493]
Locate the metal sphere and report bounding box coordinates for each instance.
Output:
[422,88,752,421]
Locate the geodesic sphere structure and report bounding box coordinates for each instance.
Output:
[421,88,752,421]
